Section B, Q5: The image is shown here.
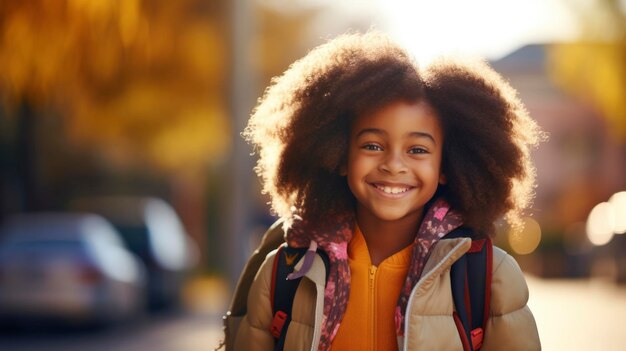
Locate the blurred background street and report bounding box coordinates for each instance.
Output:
[0,277,229,351]
[527,276,626,350]
[0,0,625,350]
[1,275,626,350]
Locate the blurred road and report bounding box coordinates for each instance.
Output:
[0,311,224,351]
[527,275,626,350]
[1,275,625,350]
[0,277,228,351]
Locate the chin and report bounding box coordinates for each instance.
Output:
[371,210,411,222]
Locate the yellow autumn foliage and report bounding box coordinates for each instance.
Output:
[549,43,626,140]
[0,0,230,174]
[547,0,626,140]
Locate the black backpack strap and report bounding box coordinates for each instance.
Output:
[270,244,307,350]
[270,245,330,351]
[447,227,493,351]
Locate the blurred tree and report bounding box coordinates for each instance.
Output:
[254,3,321,85]
[0,0,230,185]
[548,0,626,140]
[0,0,231,269]
[253,1,373,87]
[0,0,368,271]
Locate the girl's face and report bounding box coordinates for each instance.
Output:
[346,100,445,224]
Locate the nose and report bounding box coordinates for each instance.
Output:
[379,150,408,175]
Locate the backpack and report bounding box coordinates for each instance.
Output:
[220,221,492,351]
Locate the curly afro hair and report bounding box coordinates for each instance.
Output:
[245,31,544,235]
[244,32,425,229]
[422,57,544,235]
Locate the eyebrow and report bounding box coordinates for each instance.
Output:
[356,128,437,144]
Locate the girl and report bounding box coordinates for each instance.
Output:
[233,32,542,350]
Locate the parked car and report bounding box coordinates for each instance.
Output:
[0,213,146,326]
[70,196,198,310]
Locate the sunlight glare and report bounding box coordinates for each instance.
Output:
[377,0,578,64]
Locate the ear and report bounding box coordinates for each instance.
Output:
[439,173,447,185]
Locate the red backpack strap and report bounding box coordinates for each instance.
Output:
[269,245,308,351]
[447,228,493,351]
[270,244,285,313]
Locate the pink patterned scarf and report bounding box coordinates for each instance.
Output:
[286,197,463,350]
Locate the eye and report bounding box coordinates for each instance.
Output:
[408,146,428,154]
[362,143,383,151]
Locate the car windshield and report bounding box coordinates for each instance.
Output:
[114,225,151,259]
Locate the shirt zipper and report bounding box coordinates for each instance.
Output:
[369,265,378,351]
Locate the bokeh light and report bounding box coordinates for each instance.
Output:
[508,217,542,255]
[586,202,616,246]
[609,191,626,234]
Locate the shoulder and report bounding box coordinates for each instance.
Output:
[233,248,278,350]
[490,246,529,315]
[236,248,278,335]
[248,248,280,316]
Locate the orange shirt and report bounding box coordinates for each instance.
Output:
[331,226,413,351]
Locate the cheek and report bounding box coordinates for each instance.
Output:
[431,146,444,172]
[346,159,361,185]
[346,155,371,191]
[419,157,443,185]
[435,156,446,184]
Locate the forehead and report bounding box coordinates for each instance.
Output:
[351,100,442,140]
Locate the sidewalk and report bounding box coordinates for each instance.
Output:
[527,275,626,350]
[182,276,229,349]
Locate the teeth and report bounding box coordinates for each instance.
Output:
[377,185,410,194]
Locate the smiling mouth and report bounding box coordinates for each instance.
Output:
[370,183,414,195]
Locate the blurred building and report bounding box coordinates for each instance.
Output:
[492,44,626,277]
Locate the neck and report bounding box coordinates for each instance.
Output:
[355,206,424,266]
